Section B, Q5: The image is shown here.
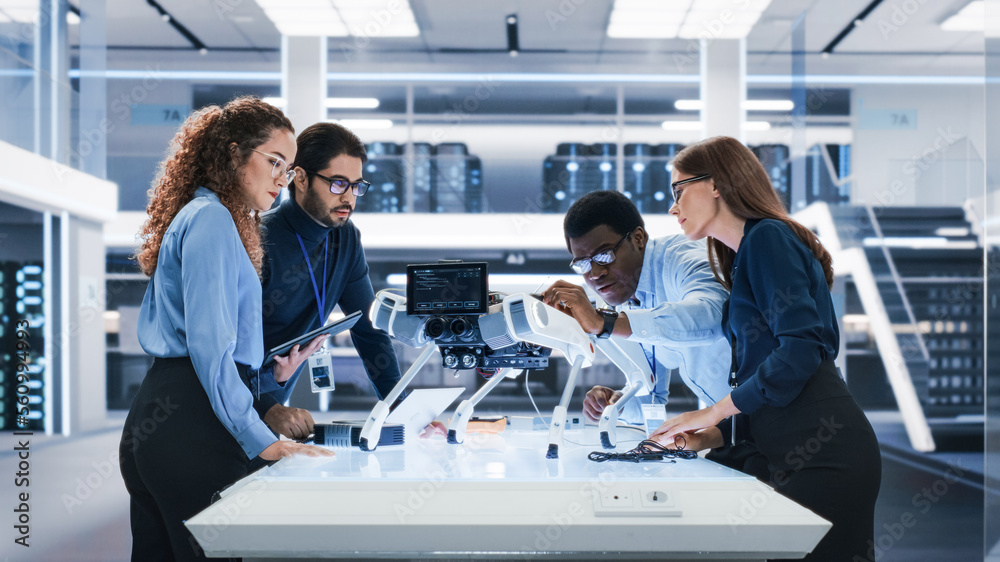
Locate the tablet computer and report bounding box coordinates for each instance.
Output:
[263,311,362,367]
[385,387,464,437]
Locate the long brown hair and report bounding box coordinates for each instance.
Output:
[135,97,294,276]
[673,136,834,290]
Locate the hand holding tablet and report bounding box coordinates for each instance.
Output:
[263,311,363,367]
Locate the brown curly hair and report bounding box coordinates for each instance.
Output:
[135,96,294,277]
[673,136,834,290]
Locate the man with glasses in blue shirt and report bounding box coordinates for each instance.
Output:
[541,189,732,425]
[256,122,401,439]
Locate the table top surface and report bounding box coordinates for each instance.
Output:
[257,425,755,484]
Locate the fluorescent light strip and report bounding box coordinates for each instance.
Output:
[327,97,380,109]
[662,120,771,131]
[62,70,984,87]
[862,237,979,249]
[675,99,794,111]
[748,74,984,85]
[934,227,970,237]
[326,72,701,83]
[660,121,703,130]
[328,118,393,129]
[264,97,380,109]
[69,69,281,81]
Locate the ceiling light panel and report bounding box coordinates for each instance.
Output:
[609,0,772,40]
[255,0,419,37]
[615,0,691,10]
[940,0,982,31]
[0,1,38,24]
[333,0,419,37]
[607,23,680,39]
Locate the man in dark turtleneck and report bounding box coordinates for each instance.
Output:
[257,122,401,439]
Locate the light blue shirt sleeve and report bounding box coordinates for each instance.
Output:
[138,189,276,459]
[621,236,733,407]
[624,236,728,346]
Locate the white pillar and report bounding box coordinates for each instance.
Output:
[700,38,746,141]
[281,35,327,135]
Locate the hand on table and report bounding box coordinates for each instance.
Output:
[258,440,335,461]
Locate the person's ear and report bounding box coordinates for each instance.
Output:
[291,166,307,193]
[633,226,649,252]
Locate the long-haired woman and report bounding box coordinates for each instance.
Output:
[652,136,881,561]
[120,96,332,561]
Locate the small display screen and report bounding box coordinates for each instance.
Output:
[406,262,488,316]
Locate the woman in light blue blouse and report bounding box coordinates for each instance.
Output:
[652,136,881,561]
[119,97,332,562]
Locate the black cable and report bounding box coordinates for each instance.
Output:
[588,438,698,463]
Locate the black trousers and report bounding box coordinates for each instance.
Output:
[712,361,882,562]
[119,357,249,562]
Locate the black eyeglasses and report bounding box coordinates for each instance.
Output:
[671,173,711,203]
[306,170,371,196]
[569,229,634,274]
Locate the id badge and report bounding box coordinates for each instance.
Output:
[308,348,335,393]
[641,403,667,437]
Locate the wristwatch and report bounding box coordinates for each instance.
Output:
[596,308,619,339]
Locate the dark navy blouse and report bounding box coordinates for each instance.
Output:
[723,219,839,415]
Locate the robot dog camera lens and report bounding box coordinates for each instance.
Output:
[450,318,471,337]
[425,317,447,339]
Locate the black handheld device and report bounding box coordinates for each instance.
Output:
[262,311,362,367]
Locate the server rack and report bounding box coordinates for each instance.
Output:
[1,262,45,432]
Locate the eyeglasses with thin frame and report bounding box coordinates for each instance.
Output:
[671,173,711,203]
[569,229,634,274]
[305,169,371,197]
[250,149,296,183]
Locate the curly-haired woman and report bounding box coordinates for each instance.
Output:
[652,136,881,561]
[119,97,333,562]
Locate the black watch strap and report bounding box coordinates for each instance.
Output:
[596,309,619,339]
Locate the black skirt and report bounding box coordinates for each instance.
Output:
[713,361,882,561]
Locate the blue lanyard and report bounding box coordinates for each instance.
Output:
[295,233,328,323]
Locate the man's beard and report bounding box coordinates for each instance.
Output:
[300,188,351,228]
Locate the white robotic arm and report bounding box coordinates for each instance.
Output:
[359,291,437,451]
[592,336,655,449]
[495,294,595,369]
[448,293,595,444]
[363,290,597,452]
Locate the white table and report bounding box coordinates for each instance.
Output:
[186,426,829,560]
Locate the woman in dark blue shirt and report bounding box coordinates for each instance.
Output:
[119,97,332,562]
[652,136,881,561]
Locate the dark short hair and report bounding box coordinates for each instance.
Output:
[291,122,367,200]
[563,190,644,247]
